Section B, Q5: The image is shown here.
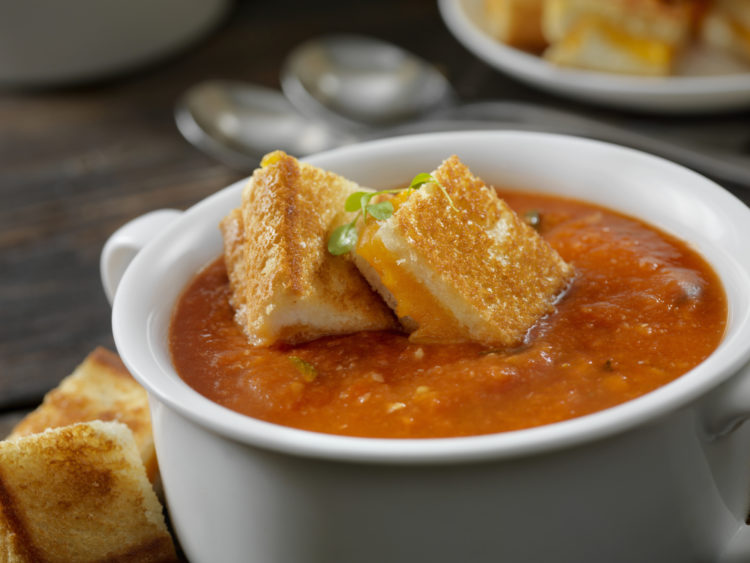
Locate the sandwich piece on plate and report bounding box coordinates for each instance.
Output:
[352,155,574,348]
[483,0,548,51]
[700,0,750,63]
[8,347,159,486]
[542,0,698,75]
[220,150,397,346]
[0,421,176,562]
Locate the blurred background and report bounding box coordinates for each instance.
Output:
[2,0,749,422]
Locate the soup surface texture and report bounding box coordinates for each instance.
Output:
[170,190,726,438]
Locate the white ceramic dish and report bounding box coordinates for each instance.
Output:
[438,0,750,113]
[103,131,750,562]
[0,0,230,88]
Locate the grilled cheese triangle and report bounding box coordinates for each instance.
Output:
[353,156,573,348]
[542,0,697,75]
[9,347,158,486]
[544,16,678,74]
[701,0,750,62]
[484,0,547,51]
[0,421,176,562]
[220,150,397,346]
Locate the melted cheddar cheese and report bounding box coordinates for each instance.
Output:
[356,218,466,341]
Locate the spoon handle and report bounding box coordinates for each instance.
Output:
[444,101,750,189]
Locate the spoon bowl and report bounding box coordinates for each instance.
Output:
[173,78,514,170]
[281,34,456,130]
[278,34,750,187]
[175,80,355,168]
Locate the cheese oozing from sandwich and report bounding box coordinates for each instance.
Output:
[352,155,574,348]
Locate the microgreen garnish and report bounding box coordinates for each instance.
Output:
[365,200,395,220]
[408,172,435,190]
[344,192,369,213]
[408,173,458,211]
[328,173,457,256]
[288,356,318,382]
[328,222,359,255]
[328,189,401,255]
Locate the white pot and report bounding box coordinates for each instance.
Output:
[103,131,750,563]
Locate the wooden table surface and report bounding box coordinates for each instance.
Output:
[2,0,750,422]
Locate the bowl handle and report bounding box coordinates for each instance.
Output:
[100,209,182,305]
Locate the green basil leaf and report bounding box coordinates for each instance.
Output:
[327,222,358,255]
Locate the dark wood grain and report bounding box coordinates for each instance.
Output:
[1,0,749,410]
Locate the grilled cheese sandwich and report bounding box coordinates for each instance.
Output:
[353,156,573,347]
[220,151,397,346]
[542,0,698,74]
[9,347,159,486]
[701,0,750,62]
[0,421,176,562]
[484,0,548,51]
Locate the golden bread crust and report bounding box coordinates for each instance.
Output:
[221,151,397,346]
[359,155,573,347]
[483,0,547,50]
[700,0,750,62]
[0,421,176,562]
[8,347,158,485]
[544,0,698,43]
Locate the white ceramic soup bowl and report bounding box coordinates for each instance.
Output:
[0,0,230,88]
[103,131,750,563]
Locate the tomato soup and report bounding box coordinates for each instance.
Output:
[170,190,726,438]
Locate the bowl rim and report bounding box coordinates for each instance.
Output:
[112,130,750,465]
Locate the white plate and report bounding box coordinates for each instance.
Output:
[439,0,750,113]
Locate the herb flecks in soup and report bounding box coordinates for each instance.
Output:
[170,190,726,438]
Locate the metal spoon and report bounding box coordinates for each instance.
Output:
[281,34,456,131]
[281,34,750,187]
[175,80,357,169]
[176,36,750,185]
[174,79,520,170]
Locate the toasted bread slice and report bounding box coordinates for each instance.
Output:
[9,347,158,486]
[0,421,176,562]
[542,0,697,75]
[700,0,750,62]
[484,0,547,51]
[543,0,697,45]
[220,150,397,346]
[352,155,573,348]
